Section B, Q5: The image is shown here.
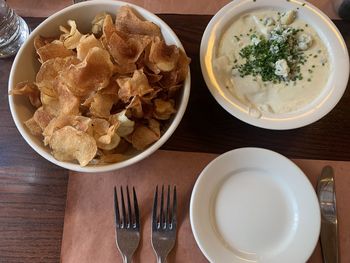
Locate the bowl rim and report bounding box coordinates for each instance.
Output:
[8,0,191,173]
[200,0,349,130]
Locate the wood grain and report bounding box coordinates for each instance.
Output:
[0,15,349,262]
[0,166,68,263]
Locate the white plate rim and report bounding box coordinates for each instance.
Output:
[190,147,321,263]
[200,0,349,130]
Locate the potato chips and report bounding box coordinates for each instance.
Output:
[10,6,190,166]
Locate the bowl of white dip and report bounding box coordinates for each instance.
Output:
[201,0,349,129]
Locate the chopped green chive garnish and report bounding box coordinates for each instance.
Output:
[236,27,307,82]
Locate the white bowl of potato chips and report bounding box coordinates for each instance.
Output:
[8,1,191,172]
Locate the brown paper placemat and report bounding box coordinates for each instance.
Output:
[61,150,350,263]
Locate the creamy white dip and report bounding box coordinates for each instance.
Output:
[215,9,330,115]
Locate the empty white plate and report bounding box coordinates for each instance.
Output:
[190,148,320,263]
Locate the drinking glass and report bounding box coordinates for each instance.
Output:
[0,0,29,58]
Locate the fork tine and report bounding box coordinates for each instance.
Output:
[126,186,132,226]
[120,186,126,228]
[160,185,165,227]
[114,186,120,228]
[172,186,177,227]
[114,186,141,262]
[166,185,170,224]
[133,187,139,228]
[152,185,158,229]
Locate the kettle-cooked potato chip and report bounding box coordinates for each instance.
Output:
[77,34,104,61]
[99,76,120,95]
[160,49,191,88]
[64,47,114,96]
[99,153,127,163]
[101,14,115,41]
[10,81,41,108]
[148,118,161,137]
[153,98,176,120]
[108,31,151,64]
[40,92,60,116]
[89,93,118,118]
[24,117,43,136]
[131,125,159,150]
[96,124,121,150]
[114,62,137,74]
[92,12,108,36]
[115,6,161,37]
[56,79,80,116]
[91,118,110,136]
[59,20,84,50]
[149,37,180,72]
[34,35,56,51]
[117,69,153,102]
[33,107,54,130]
[109,110,135,137]
[43,115,92,145]
[37,40,74,63]
[49,126,97,166]
[127,95,143,118]
[36,56,80,96]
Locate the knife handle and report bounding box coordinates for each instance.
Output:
[318,166,339,263]
[320,219,339,263]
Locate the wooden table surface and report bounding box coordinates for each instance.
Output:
[0,15,349,262]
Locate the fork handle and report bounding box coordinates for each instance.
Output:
[123,255,132,263]
[156,255,167,263]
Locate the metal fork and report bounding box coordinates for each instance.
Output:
[114,186,140,263]
[151,185,177,263]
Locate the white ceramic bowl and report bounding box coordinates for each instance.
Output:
[200,0,349,130]
[8,0,191,173]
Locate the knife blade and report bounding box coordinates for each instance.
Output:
[316,166,339,263]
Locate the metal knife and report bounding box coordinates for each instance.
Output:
[316,166,339,263]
